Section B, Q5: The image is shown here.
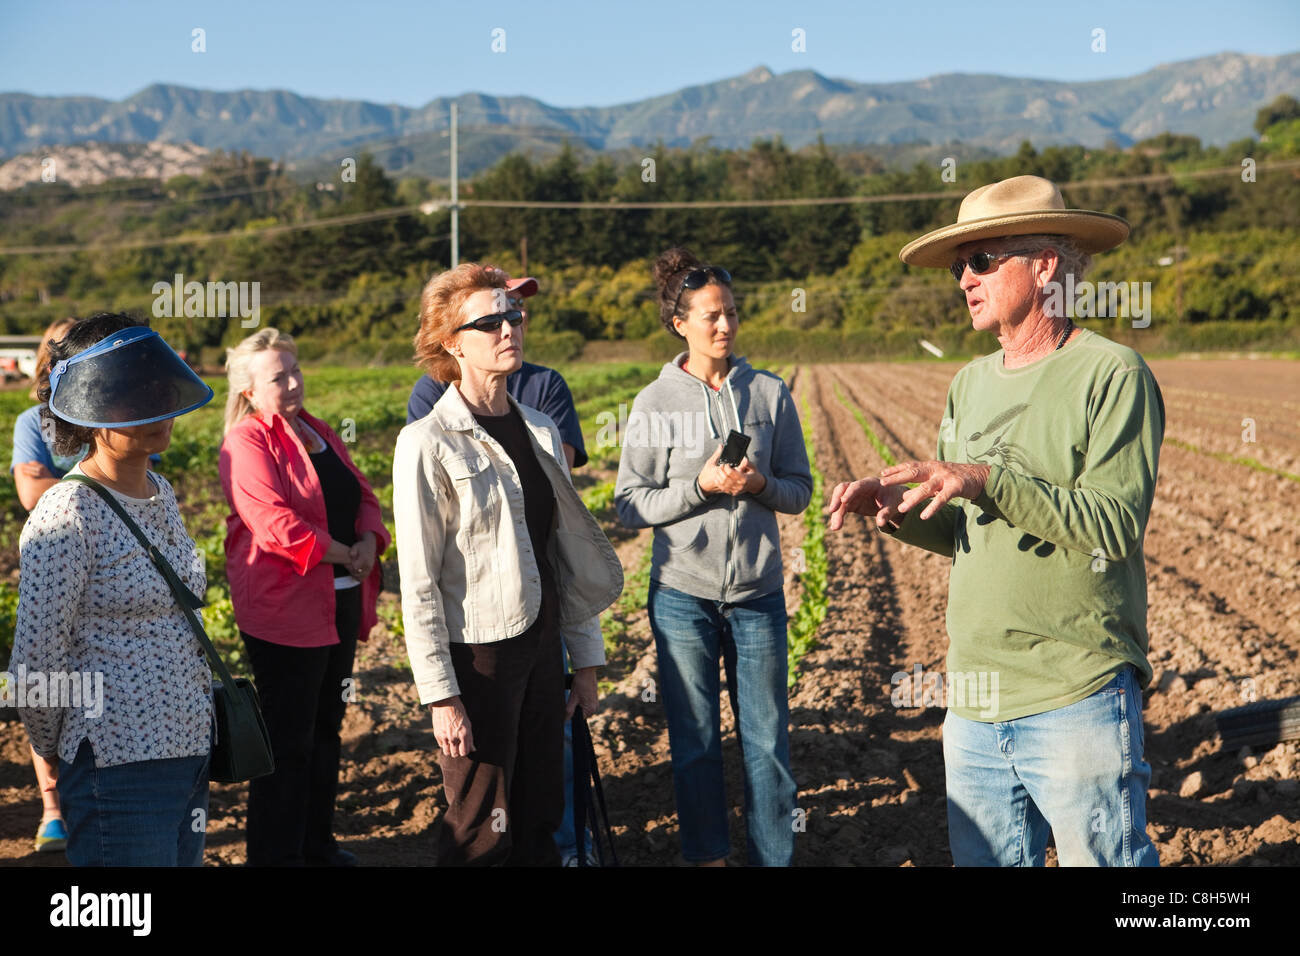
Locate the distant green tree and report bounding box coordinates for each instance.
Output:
[462,152,537,261]
[1254,95,1300,135]
[1133,133,1203,164]
[338,153,397,213]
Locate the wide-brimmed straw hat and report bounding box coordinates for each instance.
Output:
[898,175,1130,268]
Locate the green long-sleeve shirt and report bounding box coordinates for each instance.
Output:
[884,330,1165,721]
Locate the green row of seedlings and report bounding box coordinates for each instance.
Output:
[831,381,898,467]
[1163,437,1300,484]
[787,395,829,689]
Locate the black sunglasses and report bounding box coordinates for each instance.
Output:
[671,266,733,316]
[948,249,1035,283]
[454,309,525,333]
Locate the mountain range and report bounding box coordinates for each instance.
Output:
[1,51,1296,182]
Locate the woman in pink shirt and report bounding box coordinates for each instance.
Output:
[219,328,390,866]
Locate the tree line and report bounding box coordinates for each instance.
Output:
[1,96,1297,360]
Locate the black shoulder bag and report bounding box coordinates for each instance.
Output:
[64,474,275,783]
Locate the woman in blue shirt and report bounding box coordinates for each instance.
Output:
[8,317,78,852]
[11,319,82,511]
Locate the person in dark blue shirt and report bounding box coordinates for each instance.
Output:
[405,275,587,469]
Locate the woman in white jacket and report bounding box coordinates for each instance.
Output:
[393,263,622,866]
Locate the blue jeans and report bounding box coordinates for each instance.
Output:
[943,666,1159,867]
[57,739,210,867]
[647,581,796,866]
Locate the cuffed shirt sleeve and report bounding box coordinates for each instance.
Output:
[220,426,330,574]
[560,613,606,671]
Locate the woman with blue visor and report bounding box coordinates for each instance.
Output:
[10,313,217,866]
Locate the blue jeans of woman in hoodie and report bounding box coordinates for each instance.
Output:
[648,580,796,865]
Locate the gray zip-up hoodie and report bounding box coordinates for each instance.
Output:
[614,352,812,603]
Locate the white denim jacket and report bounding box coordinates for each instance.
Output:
[393,383,623,704]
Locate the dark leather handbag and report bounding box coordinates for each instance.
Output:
[207,675,275,783]
[64,475,275,783]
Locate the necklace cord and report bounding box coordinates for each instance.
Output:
[1055,318,1074,351]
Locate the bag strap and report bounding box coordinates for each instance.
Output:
[61,474,238,688]
[570,704,620,867]
[571,705,591,864]
[582,712,619,867]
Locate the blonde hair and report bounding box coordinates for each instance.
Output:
[31,317,78,401]
[224,327,298,434]
[414,263,509,383]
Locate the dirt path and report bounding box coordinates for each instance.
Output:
[780,365,956,865]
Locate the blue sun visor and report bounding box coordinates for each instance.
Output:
[48,326,214,428]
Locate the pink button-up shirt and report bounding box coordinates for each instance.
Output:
[219,408,391,647]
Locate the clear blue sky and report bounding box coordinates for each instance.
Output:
[3,0,1298,107]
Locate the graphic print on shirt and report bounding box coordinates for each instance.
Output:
[962,403,1043,477]
[961,403,1056,557]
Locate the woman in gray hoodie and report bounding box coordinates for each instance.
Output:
[615,247,812,866]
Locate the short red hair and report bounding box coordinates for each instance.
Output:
[414,263,509,383]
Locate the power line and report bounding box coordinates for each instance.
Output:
[0,207,434,255]
[2,158,1296,257]
[34,252,1300,319]
[1058,160,1298,190]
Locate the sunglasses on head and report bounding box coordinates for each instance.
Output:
[671,266,732,315]
[454,309,525,333]
[948,249,1035,283]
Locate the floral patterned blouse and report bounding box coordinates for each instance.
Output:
[11,466,213,768]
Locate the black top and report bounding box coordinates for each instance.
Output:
[406,362,589,467]
[473,405,559,638]
[308,437,361,579]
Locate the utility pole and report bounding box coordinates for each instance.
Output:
[1175,245,1185,325]
[450,102,459,268]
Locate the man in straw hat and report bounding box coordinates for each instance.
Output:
[828,175,1164,867]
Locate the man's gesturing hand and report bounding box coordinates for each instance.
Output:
[827,477,905,532]
[878,461,991,521]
